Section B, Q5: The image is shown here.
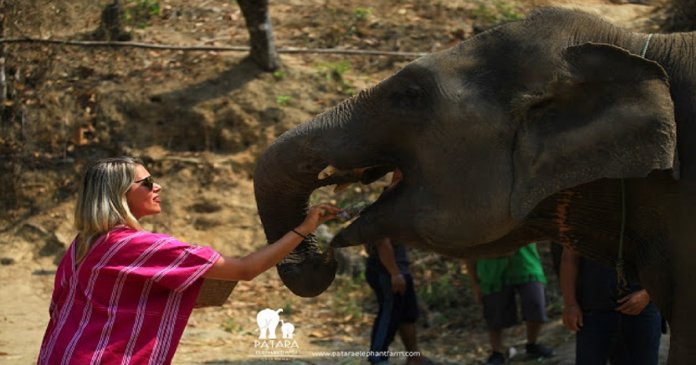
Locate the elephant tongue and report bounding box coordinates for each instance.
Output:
[317,165,395,189]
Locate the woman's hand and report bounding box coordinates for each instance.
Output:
[295,204,342,236]
[204,203,342,282]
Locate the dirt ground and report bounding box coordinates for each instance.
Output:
[0,0,671,364]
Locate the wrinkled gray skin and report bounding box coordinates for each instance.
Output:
[254,8,696,363]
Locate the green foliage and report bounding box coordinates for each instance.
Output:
[272,70,286,81]
[124,0,161,28]
[275,95,292,105]
[471,0,523,25]
[314,61,355,95]
[221,318,243,333]
[353,7,373,21]
[417,261,466,309]
[282,302,294,316]
[545,294,564,317]
[316,61,350,81]
[409,254,485,329]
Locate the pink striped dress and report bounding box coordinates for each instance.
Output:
[38,227,221,365]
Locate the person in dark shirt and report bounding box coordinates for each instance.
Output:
[560,246,662,365]
[365,170,432,365]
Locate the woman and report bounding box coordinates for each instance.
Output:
[38,157,339,365]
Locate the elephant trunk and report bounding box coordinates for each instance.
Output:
[254,104,358,297]
[254,90,390,297]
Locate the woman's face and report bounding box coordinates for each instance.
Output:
[126,164,162,219]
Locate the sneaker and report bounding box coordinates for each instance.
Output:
[525,343,554,358]
[484,351,505,365]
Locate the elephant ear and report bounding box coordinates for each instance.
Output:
[511,42,677,220]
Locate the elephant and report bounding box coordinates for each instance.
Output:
[256,308,283,339]
[253,7,696,363]
[280,320,295,339]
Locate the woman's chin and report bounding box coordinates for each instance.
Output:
[134,209,161,220]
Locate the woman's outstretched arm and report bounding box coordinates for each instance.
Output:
[203,204,341,281]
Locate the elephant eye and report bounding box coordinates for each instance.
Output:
[391,85,424,109]
[404,86,420,98]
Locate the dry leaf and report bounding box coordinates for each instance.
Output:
[309,331,325,338]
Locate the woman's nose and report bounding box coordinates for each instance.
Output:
[153,183,162,192]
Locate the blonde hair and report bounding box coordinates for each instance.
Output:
[74,157,143,262]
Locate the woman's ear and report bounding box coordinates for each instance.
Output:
[511,43,677,220]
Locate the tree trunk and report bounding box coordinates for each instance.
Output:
[92,0,131,41]
[237,0,280,71]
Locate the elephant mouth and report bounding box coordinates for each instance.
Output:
[316,164,395,187]
[253,131,412,297]
[314,163,404,246]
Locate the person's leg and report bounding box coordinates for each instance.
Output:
[481,286,518,364]
[482,330,506,365]
[620,302,662,365]
[517,282,553,357]
[608,314,630,365]
[525,320,542,344]
[524,322,553,358]
[576,310,620,365]
[397,274,433,365]
[398,274,419,351]
[488,329,504,354]
[399,323,418,352]
[367,268,398,364]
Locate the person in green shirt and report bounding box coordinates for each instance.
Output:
[465,243,554,365]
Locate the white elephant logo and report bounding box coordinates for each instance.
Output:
[256,308,283,339]
[280,320,295,339]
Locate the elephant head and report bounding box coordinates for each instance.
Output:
[254,8,677,297]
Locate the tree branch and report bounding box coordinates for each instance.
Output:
[0,37,426,58]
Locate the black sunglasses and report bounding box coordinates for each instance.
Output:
[134,176,155,190]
